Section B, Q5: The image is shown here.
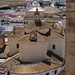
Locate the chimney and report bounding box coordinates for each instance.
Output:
[61,27,64,35]
[24,31,27,35]
[49,28,51,35]
[13,26,15,34]
[3,34,5,44]
[52,22,55,28]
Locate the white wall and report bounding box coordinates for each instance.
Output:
[9,38,19,56]
[52,0,66,5]
[19,42,47,62]
[0,18,7,29]
[61,20,66,29]
[26,2,32,6]
[10,17,23,23]
[47,39,65,58]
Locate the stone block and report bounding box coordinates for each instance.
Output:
[66,2,75,10]
[65,54,75,75]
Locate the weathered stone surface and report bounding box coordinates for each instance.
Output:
[66,11,75,34]
[66,1,75,75]
[65,54,75,75]
[66,0,75,2]
[67,2,75,10]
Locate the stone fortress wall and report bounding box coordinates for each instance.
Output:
[66,0,75,75]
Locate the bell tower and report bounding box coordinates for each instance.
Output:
[29,30,37,42]
[34,8,41,26]
[34,8,40,20]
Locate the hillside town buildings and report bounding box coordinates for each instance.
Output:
[51,0,66,6]
[0,0,66,75]
[0,7,65,75]
[0,0,26,6]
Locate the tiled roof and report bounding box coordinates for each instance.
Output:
[8,27,25,38]
[0,0,26,5]
[0,53,62,74]
[18,30,64,43]
[43,17,54,23]
[17,12,26,16]
[8,31,24,38]
[18,33,48,42]
[8,18,64,39]
[43,6,61,13]
[25,21,50,29]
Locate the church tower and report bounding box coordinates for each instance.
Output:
[34,8,40,20]
[34,8,42,26]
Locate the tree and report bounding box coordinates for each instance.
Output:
[55,2,60,6]
[38,1,43,6]
[48,2,51,6]
[0,6,11,10]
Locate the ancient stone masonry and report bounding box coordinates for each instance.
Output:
[66,0,75,75]
[67,0,75,2]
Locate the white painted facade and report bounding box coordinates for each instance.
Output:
[48,39,65,59]
[9,36,65,60]
[10,16,24,23]
[10,16,24,26]
[8,31,65,59]
[9,38,19,56]
[52,0,66,5]
[5,25,14,31]
[32,1,40,6]
[19,42,47,62]
[61,19,66,29]
[26,0,33,6]
[0,18,9,30]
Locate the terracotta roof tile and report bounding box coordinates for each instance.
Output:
[0,54,62,74]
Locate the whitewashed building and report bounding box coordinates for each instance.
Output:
[0,9,65,75]
[0,16,10,30]
[32,1,40,6]
[10,16,25,27]
[26,0,33,6]
[52,0,66,6]
[26,7,44,18]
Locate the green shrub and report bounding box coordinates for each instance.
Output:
[48,2,51,6]
[0,6,11,10]
[38,1,43,6]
